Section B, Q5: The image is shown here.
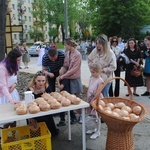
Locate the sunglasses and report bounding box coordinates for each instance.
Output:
[35,71,45,76]
[112,40,117,43]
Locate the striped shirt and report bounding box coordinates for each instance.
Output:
[42,50,65,73]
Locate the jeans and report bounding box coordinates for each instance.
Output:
[102,82,111,97]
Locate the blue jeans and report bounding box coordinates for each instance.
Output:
[102,82,111,97]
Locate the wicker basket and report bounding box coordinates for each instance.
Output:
[91,77,146,150]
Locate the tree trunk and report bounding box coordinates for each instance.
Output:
[0,0,7,61]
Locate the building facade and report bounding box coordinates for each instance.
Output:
[8,0,50,44]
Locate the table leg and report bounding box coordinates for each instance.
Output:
[82,108,86,150]
[67,111,71,141]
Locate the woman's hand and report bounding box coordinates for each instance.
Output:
[9,83,16,93]
[9,100,20,105]
[56,76,60,82]
[48,73,55,78]
[135,62,139,67]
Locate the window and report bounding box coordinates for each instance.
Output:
[24,16,27,21]
[45,27,47,31]
[28,7,30,12]
[14,34,17,40]
[25,25,27,30]
[29,16,31,22]
[18,15,22,21]
[29,25,32,30]
[12,14,16,20]
[28,0,30,3]
[19,33,23,40]
[26,34,28,39]
[24,6,26,12]
[12,4,15,10]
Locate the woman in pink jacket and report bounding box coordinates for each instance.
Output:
[58,38,83,123]
[0,49,22,105]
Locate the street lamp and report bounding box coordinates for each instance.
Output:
[64,0,68,39]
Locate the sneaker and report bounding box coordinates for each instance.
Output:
[141,91,150,96]
[90,132,100,140]
[86,128,97,135]
[71,118,77,125]
[78,115,82,124]
[57,121,66,127]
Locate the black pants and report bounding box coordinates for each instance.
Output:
[60,110,76,121]
[109,61,121,97]
[47,72,59,92]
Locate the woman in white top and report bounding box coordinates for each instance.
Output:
[109,36,122,97]
[37,44,45,66]
[88,34,116,97]
[0,74,20,104]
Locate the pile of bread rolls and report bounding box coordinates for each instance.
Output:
[15,91,81,115]
[98,100,143,121]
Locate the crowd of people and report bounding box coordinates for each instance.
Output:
[0,34,150,141]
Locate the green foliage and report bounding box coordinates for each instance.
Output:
[57,42,64,49]
[28,27,44,41]
[31,0,90,41]
[88,0,150,40]
[74,32,81,40]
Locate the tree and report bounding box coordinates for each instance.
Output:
[28,27,44,42]
[88,0,150,39]
[31,0,89,42]
[0,0,7,61]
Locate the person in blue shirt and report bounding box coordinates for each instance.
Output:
[141,36,150,96]
[45,43,51,53]
[42,49,65,92]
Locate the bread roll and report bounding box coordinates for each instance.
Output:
[16,106,27,115]
[39,103,51,111]
[27,102,37,109]
[47,97,57,104]
[50,101,61,109]
[14,103,25,110]
[60,91,70,97]
[35,97,45,105]
[61,97,71,106]
[71,97,81,105]
[41,92,51,101]
[28,105,40,114]
[66,94,76,101]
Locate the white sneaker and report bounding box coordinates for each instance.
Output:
[78,115,82,124]
[90,132,100,140]
[86,128,97,135]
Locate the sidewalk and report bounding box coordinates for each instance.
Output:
[20,57,150,150]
